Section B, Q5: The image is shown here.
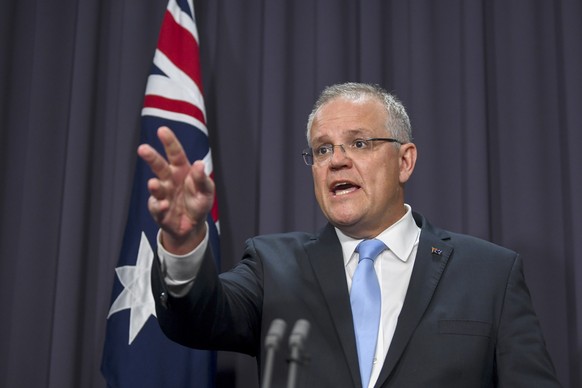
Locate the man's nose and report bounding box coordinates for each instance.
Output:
[329,144,351,166]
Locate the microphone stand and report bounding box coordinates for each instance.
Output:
[261,319,287,388]
[286,319,311,388]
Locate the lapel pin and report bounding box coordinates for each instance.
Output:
[431,247,443,255]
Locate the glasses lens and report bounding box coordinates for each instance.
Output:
[302,149,314,166]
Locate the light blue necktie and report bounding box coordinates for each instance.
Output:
[351,239,386,388]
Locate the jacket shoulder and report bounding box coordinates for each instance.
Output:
[414,211,518,261]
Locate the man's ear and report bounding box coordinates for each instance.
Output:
[399,143,417,184]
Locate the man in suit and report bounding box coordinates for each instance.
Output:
[138,82,560,387]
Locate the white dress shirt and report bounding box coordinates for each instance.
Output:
[158,205,420,388]
[157,228,208,297]
[336,204,420,388]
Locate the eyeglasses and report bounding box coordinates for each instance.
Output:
[302,137,403,166]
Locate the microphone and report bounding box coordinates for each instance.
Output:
[286,319,311,388]
[261,319,287,388]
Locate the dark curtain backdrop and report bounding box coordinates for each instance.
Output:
[0,0,580,387]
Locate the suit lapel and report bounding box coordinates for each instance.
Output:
[306,224,362,387]
[375,214,453,386]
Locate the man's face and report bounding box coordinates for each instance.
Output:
[309,97,416,239]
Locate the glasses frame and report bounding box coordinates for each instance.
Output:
[302,137,403,166]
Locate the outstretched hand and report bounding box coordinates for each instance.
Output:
[137,126,215,254]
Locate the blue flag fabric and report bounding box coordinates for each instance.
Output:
[101,0,220,386]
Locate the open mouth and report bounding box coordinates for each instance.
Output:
[331,182,361,196]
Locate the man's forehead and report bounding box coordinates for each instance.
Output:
[308,96,388,142]
[314,97,385,123]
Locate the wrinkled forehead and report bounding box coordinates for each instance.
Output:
[309,97,389,143]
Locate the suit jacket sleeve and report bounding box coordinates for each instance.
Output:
[377,215,561,387]
[151,238,263,356]
[494,254,559,386]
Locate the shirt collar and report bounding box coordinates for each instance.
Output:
[336,204,420,267]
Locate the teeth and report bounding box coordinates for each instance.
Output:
[335,188,354,196]
[332,182,357,196]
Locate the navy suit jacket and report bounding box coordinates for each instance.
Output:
[152,212,560,387]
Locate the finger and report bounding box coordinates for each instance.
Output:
[190,160,215,197]
[157,126,191,168]
[147,178,168,201]
[138,144,173,181]
[147,195,170,221]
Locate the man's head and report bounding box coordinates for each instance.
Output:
[306,83,413,147]
[305,83,417,238]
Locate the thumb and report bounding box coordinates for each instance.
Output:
[189,160,215,198]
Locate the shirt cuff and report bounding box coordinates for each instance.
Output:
[156,225,209,296]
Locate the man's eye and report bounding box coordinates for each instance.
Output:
[316,146,331,156]
[352,139,369,149]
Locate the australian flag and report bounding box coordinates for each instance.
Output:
[101,0,220,386]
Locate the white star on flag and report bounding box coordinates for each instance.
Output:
[107,231,157,344]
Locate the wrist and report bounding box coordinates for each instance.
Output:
[160,223,207,255]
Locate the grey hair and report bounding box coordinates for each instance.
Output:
[306,82,412,146]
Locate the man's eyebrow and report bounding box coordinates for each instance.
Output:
[312,128,370,144]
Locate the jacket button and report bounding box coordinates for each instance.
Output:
[160,291,168,308]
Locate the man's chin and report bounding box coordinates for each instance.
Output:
[329,218,366,238]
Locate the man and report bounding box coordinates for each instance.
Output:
[138,83,560,387]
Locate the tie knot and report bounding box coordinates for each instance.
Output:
[356,239,387,263]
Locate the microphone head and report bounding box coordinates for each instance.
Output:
[265,319,287,349]
[288,319,310,350]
